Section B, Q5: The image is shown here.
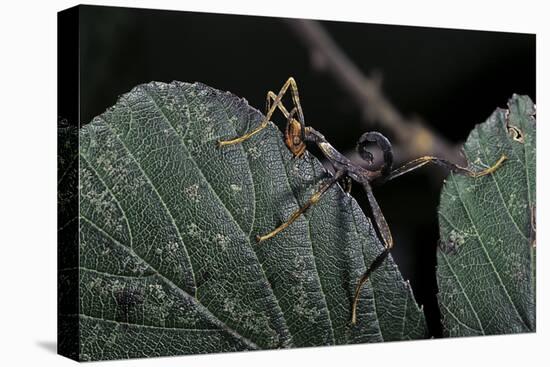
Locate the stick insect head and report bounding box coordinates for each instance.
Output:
[356,131,394,177]
[284,108,307,157]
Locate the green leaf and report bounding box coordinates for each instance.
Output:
[437,94,536,336]
[70,81,427,361]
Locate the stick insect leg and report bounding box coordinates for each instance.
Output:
[217,77,302,146]
[266,91,290,118]
[266,90,310,159]
[256,169,346,243]
[264,76,306,134]
[351,249,390,325]
[351,181,394,324]
[380,154,508,183]
[266,80,307,142]
[285,77,306,140]
[351,153,507,324]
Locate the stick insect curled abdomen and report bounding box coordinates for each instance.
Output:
[217,77,507,325]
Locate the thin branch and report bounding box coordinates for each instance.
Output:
[286,19,463,165]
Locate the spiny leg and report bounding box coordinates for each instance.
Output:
[267,82,307,144]
[217,82,287,147]
[266,90,305,153]
[266,91,290,118]
[265,77,306,128]
[362,181,393,252]
[256,169,346,243]
[380,154,508,183]
[351,250,390,325]
[285,77,306,131]
[351,181,394,325]
[217,77,303,146]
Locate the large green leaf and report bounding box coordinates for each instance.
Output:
[63,81,427,361]
[437,94,536,336]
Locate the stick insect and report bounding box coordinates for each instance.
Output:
[217,77,507,325]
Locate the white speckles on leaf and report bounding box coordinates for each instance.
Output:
[247,146,261,160]
[201,125,215,143]
[449,229,466,246]
[186,223,201,238]
[507,192,528,218]
[290,284,321,323]
[184,184,201,203]
[222,297,237,315]
[289,157,314,181]
[504,252,527,282]
[166,241,179,253]
[149,284,166,301]
[120,256,149,275]
[86,278,103,292]
[213,233,229,251]
[221,296,280,347]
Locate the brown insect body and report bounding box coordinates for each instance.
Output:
[285,118,307,157]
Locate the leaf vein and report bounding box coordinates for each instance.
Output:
[79,215,259,349]
[450,174,530,330]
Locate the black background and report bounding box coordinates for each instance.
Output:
[79,5,535,337]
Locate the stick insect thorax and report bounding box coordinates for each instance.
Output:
[304,127,387,183]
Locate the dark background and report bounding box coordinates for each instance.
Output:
[79,5,535,337]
